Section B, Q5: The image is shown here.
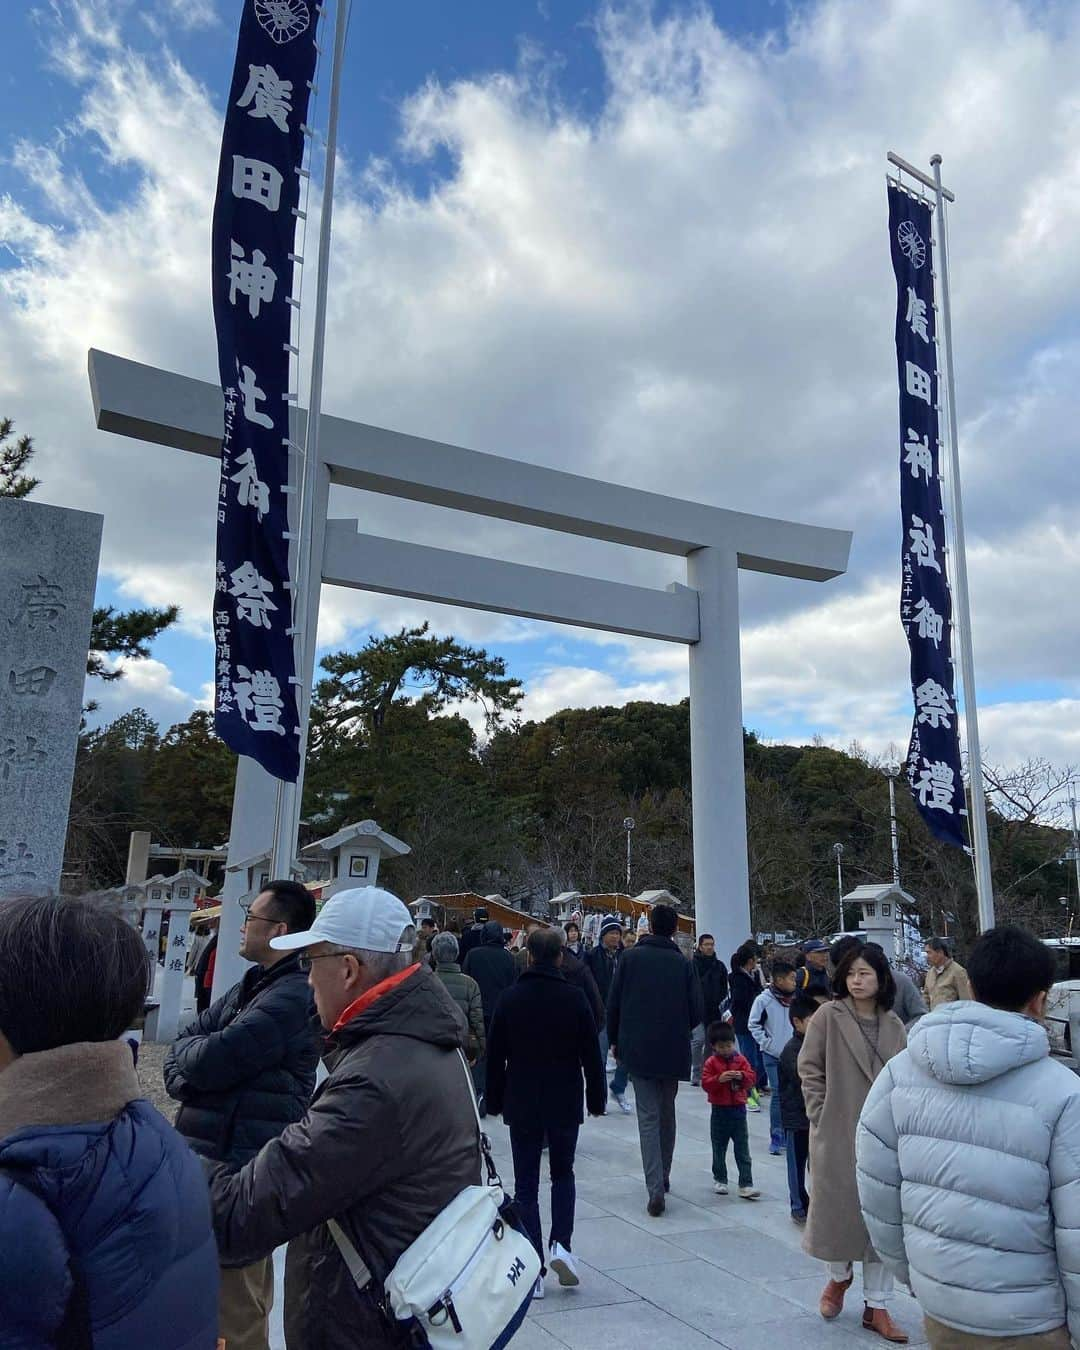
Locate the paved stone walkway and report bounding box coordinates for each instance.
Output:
[270,1078,929,1349]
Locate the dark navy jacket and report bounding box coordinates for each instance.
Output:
[165,950,319,1165]
[0,1042,218,1350]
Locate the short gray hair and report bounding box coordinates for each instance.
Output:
[431,931,459,964]
[328,924,417,984]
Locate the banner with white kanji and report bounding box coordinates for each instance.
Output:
[210,0,318,781]
[888,182,967,848]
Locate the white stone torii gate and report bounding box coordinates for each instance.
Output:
[89,347,851,993]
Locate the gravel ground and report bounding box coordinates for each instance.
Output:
[135,1041,178,1123]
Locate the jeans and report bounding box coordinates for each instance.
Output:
[785,1128,809,1215]
[631,1075,678,1200]
[710,1106,752,1186]
[599,1028,629,1098]
[826,1260,893,1310]
[736,1031,764,1090]
[762,1052,783,1148]
[510,1121,579,1267]
[690,1023,706,1084]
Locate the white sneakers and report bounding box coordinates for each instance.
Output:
[532,1275,545,1300]
[738,1185,761,1200]
[611,1092,634,1115]
[549,1242,580,1287]
[714,1181,729,1194]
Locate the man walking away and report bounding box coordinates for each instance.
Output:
[778,992,823,1225]
[207,888,480,1350]
[485,927,605,1300]
[749,958,797,1155]
[165,879,320,1350]
[795,939,832,996]
[923,937,971,1009]
[858,925,1080,1350]
[691,934,729,1086]
[607,904,702,1216]
[431,931,485,1064]
[463,917,517,1113]
[587,916,632,1112]
[457,907,490,963]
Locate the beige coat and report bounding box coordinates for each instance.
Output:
[799,998,906,1263]
[924,958,971,1009]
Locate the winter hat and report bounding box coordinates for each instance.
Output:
[599,916,623,941]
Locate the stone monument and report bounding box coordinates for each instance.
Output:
[0,499,103,898]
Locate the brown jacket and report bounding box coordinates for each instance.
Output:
[924,959,971,1010]
[209,965,480,1350]
[799,998,906,1263]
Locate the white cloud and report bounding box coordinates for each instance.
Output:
[88,654,210,729]
[2,0,1079,768]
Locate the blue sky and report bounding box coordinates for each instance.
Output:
[2,0,1078,768]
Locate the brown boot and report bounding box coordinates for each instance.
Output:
[862,1306,908,1343]
[819,1274,853,1319]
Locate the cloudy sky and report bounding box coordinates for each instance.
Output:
[1,0,1077,772]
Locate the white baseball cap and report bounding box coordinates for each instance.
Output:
[270,887,415,955]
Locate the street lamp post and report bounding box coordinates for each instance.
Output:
[885,765,902,887]
[833,843,845,932]
[1069,791,1080,907]
[623,817,635,894]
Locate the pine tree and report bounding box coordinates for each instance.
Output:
[0,417,177,676]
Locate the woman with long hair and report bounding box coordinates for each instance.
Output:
[799,944,908,1343]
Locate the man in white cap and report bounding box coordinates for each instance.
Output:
[206,888,480,1350]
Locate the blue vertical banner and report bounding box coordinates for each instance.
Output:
[888,183,967,848]
[210,0,319,781]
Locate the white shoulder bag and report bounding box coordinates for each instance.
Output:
[329,1050,541,1350]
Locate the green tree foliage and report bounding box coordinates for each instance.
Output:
[65,629,1076,951]
[0,418,39,498]
[0,418,178,682]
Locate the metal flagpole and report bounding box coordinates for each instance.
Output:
[886,766,901,886]
[271,0,351,879]
[929,153,995,932]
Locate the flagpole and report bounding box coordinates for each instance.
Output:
[270,0,350,880]
[929,153,995,932]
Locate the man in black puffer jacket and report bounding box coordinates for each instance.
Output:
[165,879,320,1350]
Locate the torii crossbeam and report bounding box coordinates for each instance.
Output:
[90,347,851,989]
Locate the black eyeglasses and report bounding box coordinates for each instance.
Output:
[298,953,355,973]
[240,905,283,928]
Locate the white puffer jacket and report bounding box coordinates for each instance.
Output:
[857,1002,1080,1342]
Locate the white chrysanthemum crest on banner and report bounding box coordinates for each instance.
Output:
[254,0,311,46]
[896,219,926,269]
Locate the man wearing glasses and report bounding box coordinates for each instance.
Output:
[165,878,320,1350]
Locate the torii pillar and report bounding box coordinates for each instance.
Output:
[88,348,852,979]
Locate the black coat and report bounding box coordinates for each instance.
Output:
[462,926,517,1024]
[209,965,479,1350]
[585,942,621,1006]
[164,952,319,1166]
[692,952,729,1025]
[561,948,605,1029]
[606,935,703,1080]
[777,1030,809,1131]
[485,965,606,1128]
[729,967,763,1035]
[457,922,487,963]
[795,963,831,997]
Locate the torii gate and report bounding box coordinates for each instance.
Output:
[89,347,851,993]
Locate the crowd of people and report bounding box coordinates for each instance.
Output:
[2,886,1080,1350]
